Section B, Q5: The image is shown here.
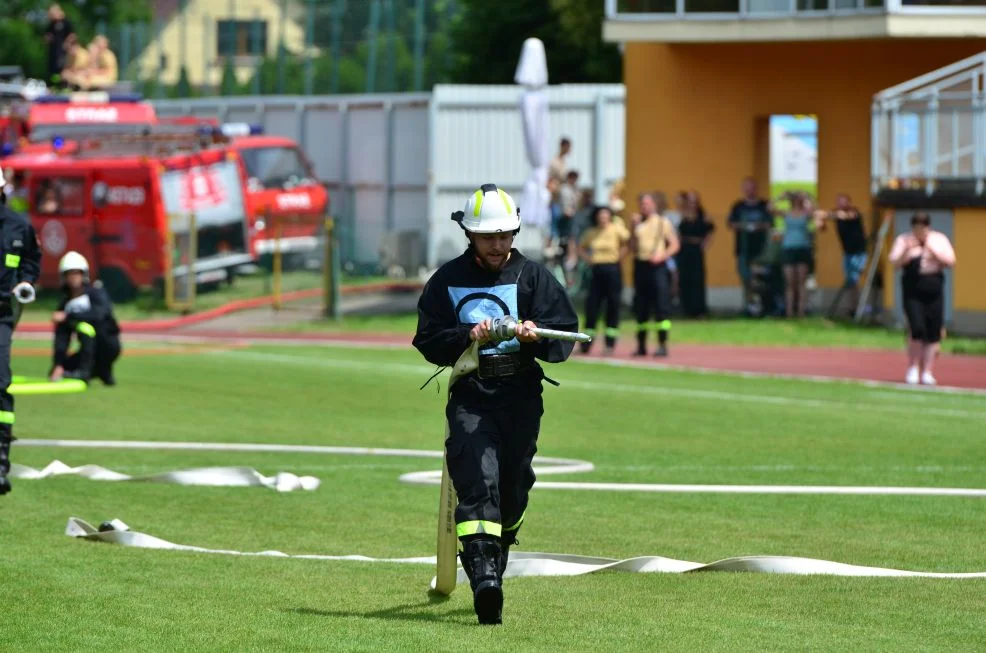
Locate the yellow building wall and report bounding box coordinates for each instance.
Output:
[952,208,986,312]
[133,0,311,87]
[624,39,986,290]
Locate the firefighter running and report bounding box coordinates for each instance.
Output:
[48,251,122,386]
[0,169,42,496]
[412,183,578,625]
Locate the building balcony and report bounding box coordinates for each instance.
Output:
[604,0,986,42]
[872,51,986,204]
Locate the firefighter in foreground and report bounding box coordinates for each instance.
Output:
[0,169,42,496]
[412,184,579,625]
[48,251,121,386]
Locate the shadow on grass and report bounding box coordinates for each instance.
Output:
[287,597,477,625]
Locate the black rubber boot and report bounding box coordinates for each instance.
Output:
[499,533,518,583]
[0,437,12,495]
[460,537,503,625]
[633,330,647,356]
[655,329,669,357]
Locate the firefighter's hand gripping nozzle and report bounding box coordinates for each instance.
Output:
[489,316,592,344]
[489,316,520,343]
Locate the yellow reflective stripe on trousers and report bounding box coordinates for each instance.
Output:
[76,322,96,337]
[5,254,20,268]
[636,322,651,333]
[456,520,502,538]
[0,411,14,424]
[504,511,526,533]
[605,327,620,337]
[657,319,672,331]
[473,190,484,217]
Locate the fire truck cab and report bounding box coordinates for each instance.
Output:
[2,132,253,301]
[225,130,328,261]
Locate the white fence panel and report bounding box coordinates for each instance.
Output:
[153,84,626,272]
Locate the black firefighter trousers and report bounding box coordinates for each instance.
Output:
[445,390,543,545]
[0,321,15,485]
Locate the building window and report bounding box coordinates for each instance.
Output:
[617,0,676,10]
[217,20,268,58]
[684,0,740,11]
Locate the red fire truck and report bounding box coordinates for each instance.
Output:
[223,128,328,261]
[1,90,157,157]
[2,132,254,300]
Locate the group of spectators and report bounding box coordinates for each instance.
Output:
[542,135,873,321]
[44,4,119,91]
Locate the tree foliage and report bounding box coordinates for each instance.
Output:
[449,0,621,85]
[0,0,620,96]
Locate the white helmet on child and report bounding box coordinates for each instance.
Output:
[59,251,90,278]
[451,183,521,234]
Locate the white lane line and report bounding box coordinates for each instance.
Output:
[18,439,986,498]
[207,350,986,420]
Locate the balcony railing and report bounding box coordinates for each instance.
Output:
[607,0,986,18]
[871,52,986,195]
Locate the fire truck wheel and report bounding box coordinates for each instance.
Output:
[98,267,138,303]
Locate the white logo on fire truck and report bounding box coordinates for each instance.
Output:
[108,186,145,206]
[93,182,145,207]
[41,219,67,256]
[65,107,119,123]
[179,167,226,211]
[275,193,312,210]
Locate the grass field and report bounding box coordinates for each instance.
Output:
[4,340,985,651]
[275,313,986,355]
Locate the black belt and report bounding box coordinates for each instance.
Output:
[477,353,530,379]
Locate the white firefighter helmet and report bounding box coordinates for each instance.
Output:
[59,251,90,278]
[452,183,521,234]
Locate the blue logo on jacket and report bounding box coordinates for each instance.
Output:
[448,284,519,354]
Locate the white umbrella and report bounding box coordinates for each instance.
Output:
[514,38,551,257]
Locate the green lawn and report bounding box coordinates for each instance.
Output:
[4,342,985,651]
[274,313,986,356]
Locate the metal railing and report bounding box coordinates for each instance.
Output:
[606,0,986,18]
[871,51,986,195]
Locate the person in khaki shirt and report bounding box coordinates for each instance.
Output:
[60,34,90,90]
[577,205,630,355]
[85,35,118,89]
[631,193,680,357]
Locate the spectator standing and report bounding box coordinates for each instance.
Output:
[44,4,75,87]
[631,193,680,357]
[578,205,630,355]
[549,137,571,186]
[677,193,715,317]
[815,193,868,316]
[775,192,815,318]
[557,170,580,251]
[727,177,774,314]
[888,213,956,385]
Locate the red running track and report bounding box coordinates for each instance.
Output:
[129,329,986,392]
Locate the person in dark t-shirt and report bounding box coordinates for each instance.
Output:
[726,176,774,312]
[44,4,75,87]
[815,193,868,315]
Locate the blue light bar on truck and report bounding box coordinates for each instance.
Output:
[34,92,144,104]
[219,123,264,137]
